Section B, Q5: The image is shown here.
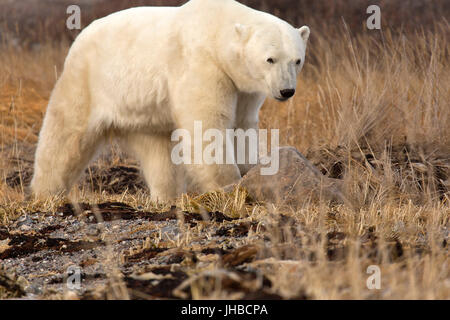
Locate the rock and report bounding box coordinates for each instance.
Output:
[15,215,34,230]
[238,147,347,208]
[19,225,31,232]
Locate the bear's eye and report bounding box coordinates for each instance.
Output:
[296,59,301,65]
[267,58,275,64]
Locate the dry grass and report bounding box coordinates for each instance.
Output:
[0,3,449,299]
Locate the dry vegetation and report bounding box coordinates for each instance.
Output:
[0,0,449,299]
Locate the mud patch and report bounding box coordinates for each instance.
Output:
[5,165,147,194]
[57,202,236,225]
[0,229,104,259]
[125,268,189,299]
[84,165,146,194]
[168,268,286,300]
[222,245,259,267]
[215,222,257,238]
[124,247,169,264]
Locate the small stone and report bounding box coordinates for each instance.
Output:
[20,225,31,231]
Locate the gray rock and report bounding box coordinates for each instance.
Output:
[237,147,348,208]
[15,215,34,230]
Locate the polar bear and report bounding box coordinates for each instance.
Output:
[31,0,310,201]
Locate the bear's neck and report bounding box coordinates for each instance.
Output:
[183,0,270,94]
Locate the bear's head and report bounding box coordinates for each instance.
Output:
[229,21,310,101]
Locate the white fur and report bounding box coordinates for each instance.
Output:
[31,0,310,201]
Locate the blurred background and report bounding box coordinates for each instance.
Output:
[0,0,449,44]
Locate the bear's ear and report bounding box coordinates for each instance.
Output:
[298,26,310,42]
[235,23,251,42]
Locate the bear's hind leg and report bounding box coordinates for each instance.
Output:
[31,117,103,197]
[31,81,103,197]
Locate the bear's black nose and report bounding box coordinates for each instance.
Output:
[280,89,295,98]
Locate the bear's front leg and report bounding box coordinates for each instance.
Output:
[172,69,241,194]
[175,116,242,194]
[234,92,266,176]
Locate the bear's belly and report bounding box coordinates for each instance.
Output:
[108,98,176,135]
[89,65,175,135]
